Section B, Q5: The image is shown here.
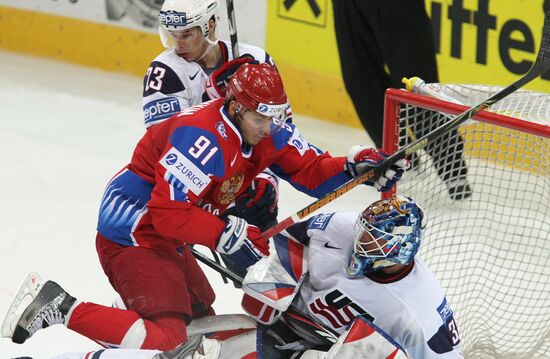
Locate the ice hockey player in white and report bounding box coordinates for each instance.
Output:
[242,195,464,359]
[143,0,278,128]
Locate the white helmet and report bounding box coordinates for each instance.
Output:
[158,0,219,48]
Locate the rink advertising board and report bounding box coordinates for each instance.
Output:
[0,0,264,81]
[1,0,548,129]
[427,0,550,87]
[0,1,162,75]
[267,0,550,128]
[266,0,361,127]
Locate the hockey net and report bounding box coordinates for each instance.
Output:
[383,84,550,359]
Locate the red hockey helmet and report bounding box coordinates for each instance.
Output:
[228,63,290,127]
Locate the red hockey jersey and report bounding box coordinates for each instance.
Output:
[97,98,349,250]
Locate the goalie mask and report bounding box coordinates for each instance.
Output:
[158,0,219,48]
[347,196,425,277]
[228,63,290,132]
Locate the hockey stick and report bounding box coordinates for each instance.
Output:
[193,247,244,284]
[226,0,239,58]
[214,0,244,281]
[262,7,550,240]
[190,247,340,345]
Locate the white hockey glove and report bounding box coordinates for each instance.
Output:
[216,215,270,269]
[345,145,410,192]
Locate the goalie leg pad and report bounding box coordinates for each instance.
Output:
[187,314,257,336]
[153,334,221,359]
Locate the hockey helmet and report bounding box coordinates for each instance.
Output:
[347,195,425,277]
[158,0,219,48]
[228,63,290,130]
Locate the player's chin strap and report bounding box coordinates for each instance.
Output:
[195,36,219,63]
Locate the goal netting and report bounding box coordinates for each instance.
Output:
[383,84,550,359]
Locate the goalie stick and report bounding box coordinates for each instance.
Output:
[262,5,550,239]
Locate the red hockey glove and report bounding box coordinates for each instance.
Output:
[216,216,270,269]
[345,145,410,192]
[205,56,259,100]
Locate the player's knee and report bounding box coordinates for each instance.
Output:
[119,318,147,348]
[140,315,189,351]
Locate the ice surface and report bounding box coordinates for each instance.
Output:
[0,51,376,358]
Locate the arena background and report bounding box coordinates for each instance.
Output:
[0,0,548,128]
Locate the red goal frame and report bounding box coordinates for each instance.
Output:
[382,87,550,197]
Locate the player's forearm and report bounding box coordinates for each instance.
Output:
[279,154,349,198]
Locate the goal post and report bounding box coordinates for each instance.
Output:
[383,85,550,359]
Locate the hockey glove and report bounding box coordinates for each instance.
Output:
[205,56,259,100]
[345,145,410,192]
[228,173,279,232]
[216,215,270,269]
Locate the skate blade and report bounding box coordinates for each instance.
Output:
[1,272,44,338]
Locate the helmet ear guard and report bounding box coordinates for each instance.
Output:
[347,196,425,277]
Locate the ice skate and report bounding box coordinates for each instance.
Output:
[1,272,76,344]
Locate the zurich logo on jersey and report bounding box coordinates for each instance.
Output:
[166,153,178,165]
[258,104,269,114]
[216,122,228,140]
[159,10,187,28]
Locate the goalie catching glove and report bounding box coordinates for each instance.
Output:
[205,56,259,100]
[217,215,270,269]
[345,145,410,192]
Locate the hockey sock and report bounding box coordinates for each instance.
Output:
[67,302,188,351]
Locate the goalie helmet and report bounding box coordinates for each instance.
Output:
[228,63,290,130]
[158,0,219,48]
[347,195,425,277]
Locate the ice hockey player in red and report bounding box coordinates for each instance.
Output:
[146,0,290,277]
[1,63,409,352]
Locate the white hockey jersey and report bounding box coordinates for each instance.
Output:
[142,40,273,128]
[289,212,464,359]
